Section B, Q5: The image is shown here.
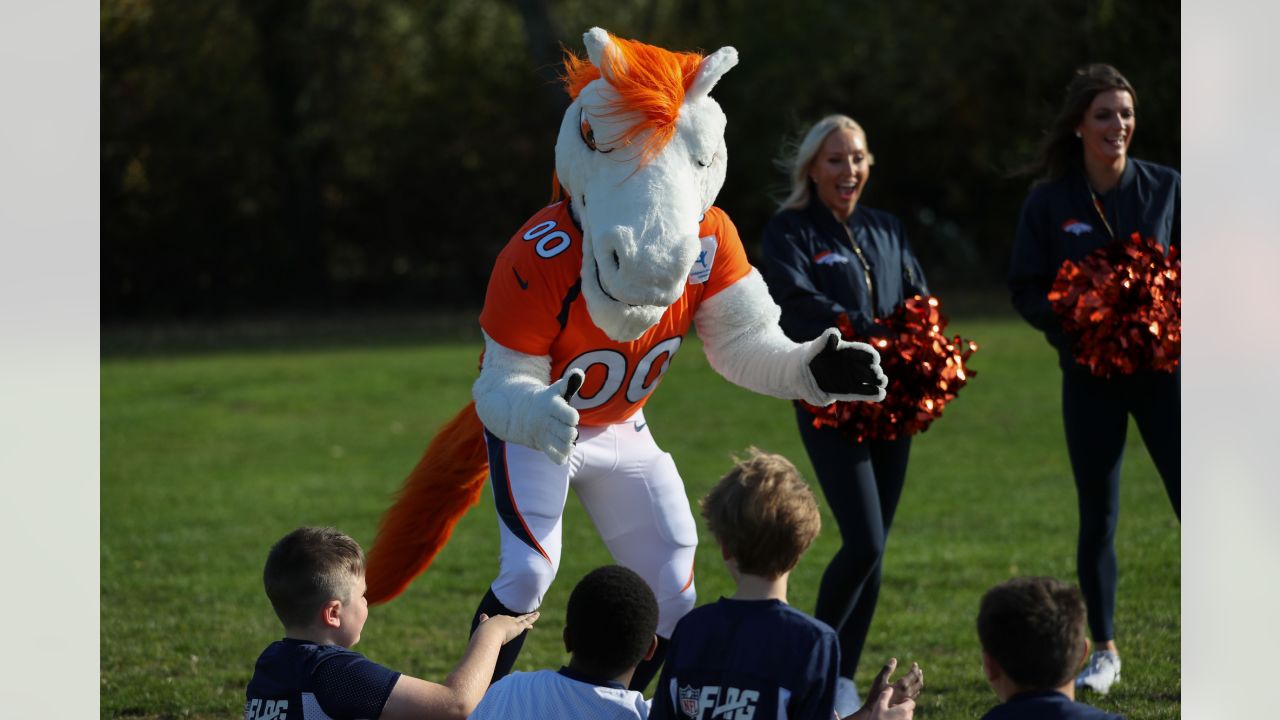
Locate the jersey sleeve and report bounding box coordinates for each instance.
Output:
[700,207,753,300]
[1007,186,1069,350]
[793,630,839,720]
[478,231,578,357]
[310,653,401,719]
[895,216,929,297]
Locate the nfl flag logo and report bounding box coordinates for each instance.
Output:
[679,685,701,718]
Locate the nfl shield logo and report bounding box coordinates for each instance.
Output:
[678,684,700,718]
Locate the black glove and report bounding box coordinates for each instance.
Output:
[808,334,886,397]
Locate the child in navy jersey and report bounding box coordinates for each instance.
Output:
[977,577,1124,719]
[651,449,922,720]
[245,527,537,720]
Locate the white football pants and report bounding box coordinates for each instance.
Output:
[482,409,698,638]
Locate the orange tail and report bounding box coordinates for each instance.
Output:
[365,402,490,604]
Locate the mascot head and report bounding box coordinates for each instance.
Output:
[555,27,738,341]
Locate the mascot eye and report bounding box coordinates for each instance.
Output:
[579,110,613,154]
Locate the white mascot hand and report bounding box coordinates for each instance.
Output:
[533,369,585,465]
[472,335,586,465]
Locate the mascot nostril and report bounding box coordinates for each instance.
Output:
[365,27,889,695]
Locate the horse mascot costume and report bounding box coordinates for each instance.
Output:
[365,27,888,690]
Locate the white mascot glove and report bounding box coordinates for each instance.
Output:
[473,333,585,465]
[529,370,585,465]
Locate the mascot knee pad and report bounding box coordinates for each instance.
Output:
[491,555,559,613]
[656,572,697,638]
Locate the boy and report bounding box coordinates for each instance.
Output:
[468,564,659,719]
[977,576,1124,719]
[245,526,537,720]
[650,449,921,720]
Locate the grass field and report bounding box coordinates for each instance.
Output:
[101,312,1180,718]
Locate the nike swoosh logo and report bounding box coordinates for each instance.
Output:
[634,422,647,432]
[512,266,529,290]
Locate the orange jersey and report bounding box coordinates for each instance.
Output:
[480,201,752,427]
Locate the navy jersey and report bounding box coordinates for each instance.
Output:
[651,598,839,720]
[981,690,1124,720]
[1007,158,1180,365]
[762,198,928,343]
[245,639,400,720]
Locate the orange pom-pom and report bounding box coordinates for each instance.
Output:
[802,295,978,442]
[1049,233,1180,378]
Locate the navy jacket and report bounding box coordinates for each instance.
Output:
[982,690,1124,719]
[1008,158,1180,367]
[761,198,928,343]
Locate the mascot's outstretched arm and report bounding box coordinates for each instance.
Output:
[472,332,585,465]
[695,268,888,404]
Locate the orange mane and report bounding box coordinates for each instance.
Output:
[560,33,705,166]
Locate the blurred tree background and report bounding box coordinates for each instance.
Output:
[101,0,1178,321]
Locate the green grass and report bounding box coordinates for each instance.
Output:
[101,312,1179,718]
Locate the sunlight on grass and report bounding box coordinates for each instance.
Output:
[101,316,1179,718]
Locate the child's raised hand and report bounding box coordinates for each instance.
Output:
[475,611,540,644]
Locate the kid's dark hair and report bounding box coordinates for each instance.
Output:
[565,565,659,678]
[977,576,1087,689]
[263,527,365,628]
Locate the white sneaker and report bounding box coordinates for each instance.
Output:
[834,676,861,718]
[1075,650,1121,694]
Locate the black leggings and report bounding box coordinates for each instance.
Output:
[795,405,911,679]
[1061,366,1180,642]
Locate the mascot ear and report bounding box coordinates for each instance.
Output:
[686,46,738,102]
[584,27,614,70]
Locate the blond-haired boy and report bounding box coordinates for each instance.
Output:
[650,450,921,720]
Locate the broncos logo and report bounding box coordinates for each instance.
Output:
[813,250,850,266]
[1062,218,1094,236]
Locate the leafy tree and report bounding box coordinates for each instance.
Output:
[102,0,1177,319]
